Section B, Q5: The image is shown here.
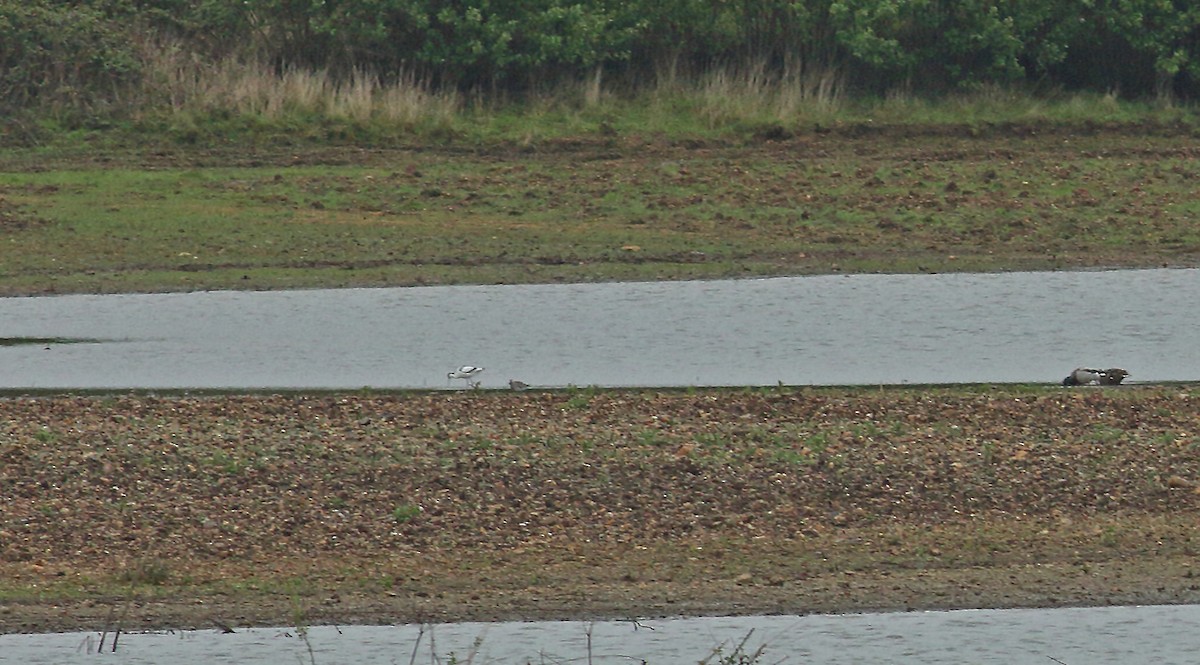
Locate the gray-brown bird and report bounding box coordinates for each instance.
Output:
[1063,367,1128,386]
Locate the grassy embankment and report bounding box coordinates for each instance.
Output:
[2,68,1200,296]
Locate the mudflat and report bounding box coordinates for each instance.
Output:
[2,386,1198,633]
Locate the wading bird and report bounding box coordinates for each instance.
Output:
[448,365,484,388]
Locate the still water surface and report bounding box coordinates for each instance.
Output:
[5,604,1200,664]
[0,268,1197,389]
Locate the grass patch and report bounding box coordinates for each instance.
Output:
[117,559,171,586]
[2,66,1200,296]
[3,121,1200,295]
[392,504,421,523]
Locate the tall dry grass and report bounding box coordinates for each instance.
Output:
[136,37,846,134]
[116,38,1189,143]
[136,40,460,126]
[687,58,844,127]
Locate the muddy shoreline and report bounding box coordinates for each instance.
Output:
[2,388,1199,634]
[7,553,1199,635]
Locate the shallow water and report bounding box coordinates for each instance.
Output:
[5,604,1200,664]
[0,268,1197,389]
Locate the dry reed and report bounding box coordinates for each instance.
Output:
[137,39,459,126]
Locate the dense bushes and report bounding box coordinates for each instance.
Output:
[2,0,1200,121]
[0,0,138,115]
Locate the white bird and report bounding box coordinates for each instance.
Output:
[448,365,484,388]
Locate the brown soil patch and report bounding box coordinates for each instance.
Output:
[2,386,1199,634]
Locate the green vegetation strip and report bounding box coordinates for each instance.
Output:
[3,125,1200,296]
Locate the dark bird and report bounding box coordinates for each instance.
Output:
[1098,368,1129,385]
[1063,367,1128,386]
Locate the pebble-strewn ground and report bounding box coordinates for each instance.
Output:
[2,386,1199,633]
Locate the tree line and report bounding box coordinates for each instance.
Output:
[3,0,1199,117]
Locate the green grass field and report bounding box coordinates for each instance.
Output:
[3,120,1199,296]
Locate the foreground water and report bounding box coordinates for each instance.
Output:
[5,604,1199,664]
[1,268,1197,389]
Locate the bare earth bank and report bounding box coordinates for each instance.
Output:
[1,388,1198,633]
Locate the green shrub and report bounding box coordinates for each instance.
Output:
[0,0,138,119]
